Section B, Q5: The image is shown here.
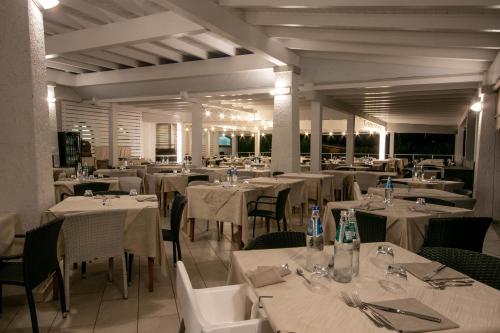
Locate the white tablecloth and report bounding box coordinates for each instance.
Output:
[392,178,463,192]
[191,167,272,180]
[0,213,24,257]
[323,170,398,192]
[322,199,472,252]
[227,243,500,333]
[246,177,307,208]
[277,173,334,207]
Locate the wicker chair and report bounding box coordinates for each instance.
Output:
[419,247,500,290]
[402,197,455,207]
[94,191,129,196]
[272,171,284,177]
[331,209,387,242]
[72,182,111,196]
[187,174,209,184]
[423,217,492,252]
[248,188,291,237]
[245,232,306,250]
[62,210,128,309]
[119,176,143,193]
[159,169,174,173]
[0,218,66,333]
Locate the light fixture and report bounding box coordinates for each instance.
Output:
[219,113,225,119]
[269,87,291,96]
[329,132,333,136]
[205,110,211,116]
[240,133,244,137]
[242,126,246,130]
[251,133,255,137]
[204,128,208,132]
[47,96,56,103]
[185,127,189,132]
[231,133,235,137]
[304,131,309,137]
[210,126,215,131]
[34,0,60,9]
[261,132,265,137]
[355,131,360,136]
[342,132,346,136]
[470,95,483,112]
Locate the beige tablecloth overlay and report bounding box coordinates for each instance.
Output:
[191,167,271,180]
[42,196,166,275]
[323,170,398,192]
[185,183,272,243]
[247,177,307,208]
[278,173,334,205]
[0,213,25,257]
[146,165,182,174]
[227,243,500,333]
[367,187,475,209]
[54,178,120,202]
[322,199,472,252]
[392,178,463,192]
[93,169,138,177]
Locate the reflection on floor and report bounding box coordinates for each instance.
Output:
[0,215,498,333]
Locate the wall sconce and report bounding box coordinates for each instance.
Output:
[269,87,291,96]
[470,95,483,112]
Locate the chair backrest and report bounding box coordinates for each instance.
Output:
[94,191,129,196]
[342,174,355,200]
[272,171,284,177]
[331,209,387,242]
[187,174,210,184]
[244,231,306,250]
[424,217,492,252]
[275,188,291,221]
[23,218,64,288]
[402,197,455,207]
[419,247,500,290]
[159,169,174,173]
[176,261,208,333]
[144,174,158,195]
[119,176,142,192]
[74,182,110,196]
[171,195,188,237]
[62,210,127,263]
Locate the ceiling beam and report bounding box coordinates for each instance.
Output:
[282,38,496,61]
[82,50,140,68]
[189,32,238,56]
[132,43,183,62]
[62,53,122,69]
[73,54,274,86]
[49,57,102,72]
[159,38,208,59]
[107,46,161,65]
[219,0,500,8]
[46,68,77,86]
[46,60,87,74]
[152,0,299,65]
[245,11,500,32]
[45,11,204,57]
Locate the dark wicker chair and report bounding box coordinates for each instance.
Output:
[159,169,174,173]
[419,247,500,290]
[402,197,455,207]
[245,231,306,250]
[423,217,491,252]
[0,218,66,332]
[94,191,129,196]
[187,174,209,184]
[248,188,291,237]
[272,171,284,177]
[73,182,111,196]
[331,209,386,242]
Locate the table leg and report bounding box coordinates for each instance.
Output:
[236,226,243,250]
[148,257,154,292]
[163,192,168,216]
[189,218,195,242]
[52,274,59,300]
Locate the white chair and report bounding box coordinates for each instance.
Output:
[176,261,272,333]
[62,210,128,309]
[119,176,143,193]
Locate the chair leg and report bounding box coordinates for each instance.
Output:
[172,242,177,263]
[176,240,182,262]
[64,260,71,310]
[252,215,257,237]
[55,268,67,316]
[0,284,2,313]
[127,254,134,284]
[283,217,288,231]
[216,221,220,241]
[25,287,39,333]
[206,221,209,231]
[108,258,114,282]
[121,254,128,299]
[230,224,234,240]
[265,217,270,233]
[276,218,281,231]
[81,262,86,278]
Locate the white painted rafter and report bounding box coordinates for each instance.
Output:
[132,43,183,62]
[159,38,208,59]
[62,53,122,70]
[82,50,140,68]
[219,0,500,8]
[189,32,238,56]
[107,46,161,65]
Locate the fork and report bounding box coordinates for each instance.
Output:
[341,292,383,328]
[352,292,396,330]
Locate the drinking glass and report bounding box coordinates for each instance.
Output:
[97,173,104,178]
[371,245,394,270]
[309,264,330,292]
[379,264,408,294]
[416,197,426,206]
[84,190,93,197]
[129,189,138,196]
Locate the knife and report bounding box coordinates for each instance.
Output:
[423,264,446,281]
[364,303,442,323]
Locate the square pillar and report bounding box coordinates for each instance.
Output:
[255,130,261,156]
[271,65,301,173]
[454,124,465,165]
[389,131,395,158]
[0,0,54,228]
[176,122,184,163]
[346,115,355,165]
[465,112,477,163]
[231,134,238,156]
[191,104,203,166]
[109,104,119,167]
[379,128,387,160]
[310,101,322,172]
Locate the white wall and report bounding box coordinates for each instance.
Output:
[142,122,156,161]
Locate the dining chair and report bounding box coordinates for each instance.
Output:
[187,174,209,184]
[73,182,110,196]
[423,217,491,253]
[159,169,174,173]
[94,191,129,196]
[0,218,66,333]
[248,188,291,237]
[419,247,500,290]
[62,210,128,309]
[453,188,473,198]
[331,209,387,242]
[272,171,284,177]
[176,261,272,333]
[402,197,455,207]
[342,174,356,200]
[144,174,158,196]
[244,232,306,250]
[119,176,143,193]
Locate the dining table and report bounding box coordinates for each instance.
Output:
[367,187,476,209]
[146,164,182,174]
[391,178,463,192]
[93,168,138,177]
[153,173,203,215]
[277,173,334,210]
[227,243,500,333]
[54,177,120,202]
[41,195,164,292]
[323,170,398,194]
[190,167,272,180]
[322,199,472,252]
[0,213,25,258]
[185,182,273,249]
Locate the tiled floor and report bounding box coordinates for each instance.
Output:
[1,214,499,333]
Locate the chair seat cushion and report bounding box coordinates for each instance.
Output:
[0,262,25,285]
[248,210,276,219]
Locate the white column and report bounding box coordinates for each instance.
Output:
[464,112,477,162]
[255,130,261,156]
[214,131,220,156]
[109,104,119,167]
[310,101,322,172]
[191,103,203,166]
[232,134,238,156]
[271,65,301,172]
[206,130,211,157]
[454,124,465,165]
[176,122,184,163]
[389,131,395,158]
[47,85,59,164]
[379,127,387,160]
[346,115,355,165]
[473,92,500,218]
[0,0,54,229]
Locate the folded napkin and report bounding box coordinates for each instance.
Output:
[408,206,449,214]
[401,262,468,281]
[246,265,291,288]
[135,195,158,202]
[371,298,459,333]
[355,202,386,211]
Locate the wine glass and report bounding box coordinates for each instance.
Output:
[129,189,138,196]
[83,190,93,197]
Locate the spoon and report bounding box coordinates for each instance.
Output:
[296,268,311,284]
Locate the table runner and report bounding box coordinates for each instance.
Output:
[54,178,120,202]
[322,199,472,252]
[0,213,24,257]
[391,178,463,192]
